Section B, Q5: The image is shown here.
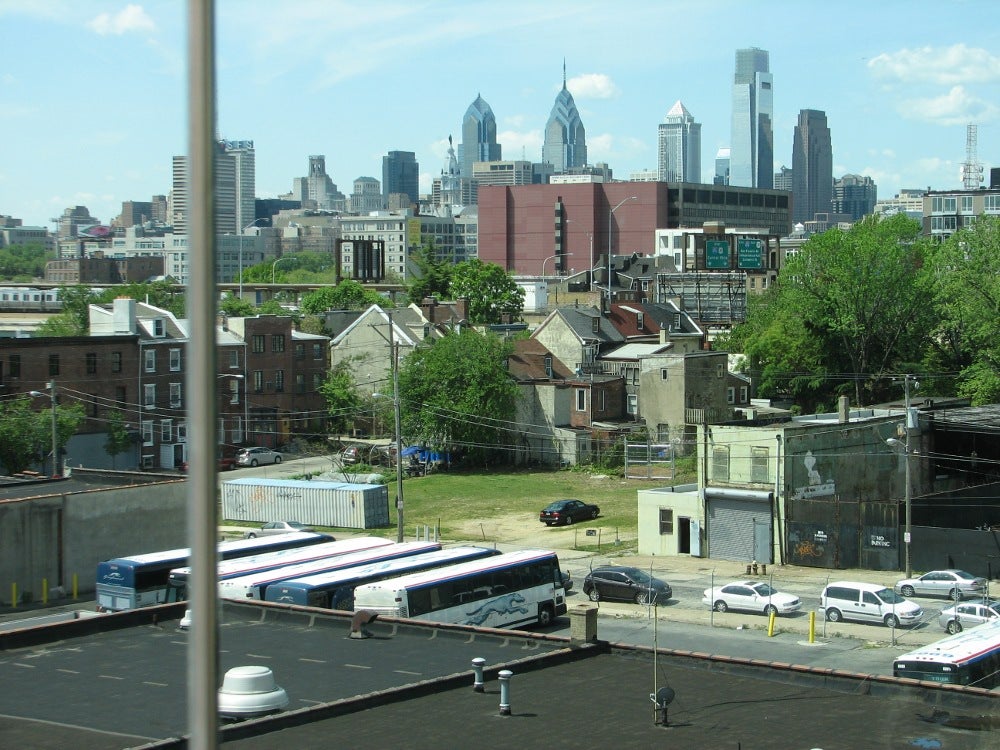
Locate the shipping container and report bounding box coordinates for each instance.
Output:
[221,478,390,529]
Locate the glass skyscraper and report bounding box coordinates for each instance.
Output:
[730,47,773,189]
[459,94,501,180]
[792,109,833,223]
[542,63,587,173]
[381,150,419,207]
[657,100,701,183]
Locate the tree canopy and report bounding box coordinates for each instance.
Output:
[319,361,364,435]
[405,244,453,305]
[449,259,525,325]
[0,396,85,475]
[397,330,518,464]
[300,280,387,315]
[0,242,53,280]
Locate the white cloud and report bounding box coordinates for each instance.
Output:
[87,4,154,36]
[897,86,1000,126]
[868,43,1000,86]
[567,73,619,100]
[498,129,543,160]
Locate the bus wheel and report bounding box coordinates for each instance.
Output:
[538,605,554,627]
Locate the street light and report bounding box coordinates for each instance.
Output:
[238,218,267,300]
[272,256,294,285]
[29,380,59,477]
[218,374,249,445]
[541,252,574,278]
[886,374,916,577]
[607,196,638,299]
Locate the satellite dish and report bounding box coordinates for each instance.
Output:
[650,686,675,727]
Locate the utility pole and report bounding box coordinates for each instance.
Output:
[902,374,913,578]
[388,312,404,542]
[48,380,58,476]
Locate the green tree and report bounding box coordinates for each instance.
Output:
[406,244,453,304]
[449,259,525,325]
[219,294,258,318]
[104,409,132,469]
[0,242,53,279]
[319,361,364,435]
[94,281,185,318]
[0,397,85,475]
[301,280,386,315]
[397,330,518,464]
[34,313,87,337]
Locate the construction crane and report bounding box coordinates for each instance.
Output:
[962,124,984,189]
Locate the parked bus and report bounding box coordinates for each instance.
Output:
[351,549,567,629]
[264,546,500,610]
[167,536,394,601]
[95,532,331,612]
[218,541,442,601]
[893,619,1000,688]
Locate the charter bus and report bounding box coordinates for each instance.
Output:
[95,531,331,612]
[264,545,500,610]
[893,619,1000,688]
[218,541,442,601]
[351,549,567,629]
[167,536,395,601]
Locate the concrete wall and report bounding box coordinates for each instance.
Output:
[637,484,701,556]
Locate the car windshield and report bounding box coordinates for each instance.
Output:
[752,583,777,596]
[622,569,655,585]
[878,587,905,603]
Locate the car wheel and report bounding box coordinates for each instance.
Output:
[246,532,257,539]
[565,516,574,525]
[274,455,282,464]
[825,607,842,622]
[537,604,554,627]
[946,619,963,635]
[590,509,599,519]
[588,589,600,602]
[950,588,962,601]
[635,591,653,605]
[764,604,778,617]
[884,613,900,628]
[713,600,728,613]
[250,459,259,467]
[900,585,915,597]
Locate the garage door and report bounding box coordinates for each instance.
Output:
[707,493,772,563]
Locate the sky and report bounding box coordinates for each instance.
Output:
[2,0,1000,229]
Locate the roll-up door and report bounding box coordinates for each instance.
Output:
[706,488,773,562]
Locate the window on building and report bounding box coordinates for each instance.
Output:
[169,348,181,371]
[233,416,243,444]
[144,349,156,373]
[86,352,97,374]
[111,352,122,373]
[228,380,239,404]
[295,344,305,360]
[312,343,323,360]
[275,370,285,392]
[961,195,974,213]
[272,334,285,353]
[252,335,266,353]
[115,386,126,407]
[9,354,20,378]
[253,370,264,393]
[575,388,586,411]
[144,383,156,409]
[751,447,769,483]
[717,363,724,378]
[176,422,187,442]
[170,382,182,408]
[627,393,638,415]
[661,368,669,380]
[141,420,153,446]
[659,508,674,535]
[985,194,1000,213]
[49,353,60,376]
[161,420,172,442]
[312,373,322,391]
[295,373,305,394]
[740,386,748,403]
[712,446,730,482]
[727,387,735,404]
[229,349,240,369]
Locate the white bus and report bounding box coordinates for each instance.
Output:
[893,619,1000,688]
[167,536,394,601]
[351,549,567,629]
[218,541,441,601]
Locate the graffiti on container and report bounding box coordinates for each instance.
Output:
[794,539,823,558]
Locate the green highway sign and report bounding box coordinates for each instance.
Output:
[705,239,730,269]
[737,238,764,269]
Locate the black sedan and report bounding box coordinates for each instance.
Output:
[539,498,600,526]
[582,566,672,605]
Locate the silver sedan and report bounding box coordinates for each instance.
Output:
[938,600,1000,634]
[894,569,986,600]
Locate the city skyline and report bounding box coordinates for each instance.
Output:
[2,1,1000,227]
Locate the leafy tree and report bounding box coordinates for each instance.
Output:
[319,361,364,435]
[927,215,1000,403]
[449,259,525,325]
[218,294,258,318]
[406,244,453,304]
[0,242,53,279]
[301,280,386,315]
[0,396,85,475]
[104,409,132,469]
[94,281,185,318]
[397,330,518,464]
[34,313,87,337]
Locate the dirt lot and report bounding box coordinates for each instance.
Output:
[451,513,636,553]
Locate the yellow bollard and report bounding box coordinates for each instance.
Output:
[11,582,16,609]
[42,578,48,605]
[72,573,78,600]
[767,610,776,637]
[809,610,816,643]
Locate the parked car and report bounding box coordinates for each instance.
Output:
[894,569,987,600]
[559,569,574,592]
[938,600,1000,634]
[582,566,671,605]
[702,580,802,616]
[820,581,922,627]
[539,499,600,526]
[341,446,361,464]
[244,521,316,539]
[236,447,283,467]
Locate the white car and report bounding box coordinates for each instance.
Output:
[243,521,314,539]
[938,600,1000,634]
[894,569,987,601]
[702,580,802,616]
[236,447,283,467]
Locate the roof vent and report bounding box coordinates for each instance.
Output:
[218,666,289,719]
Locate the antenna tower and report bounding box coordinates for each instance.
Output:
[962,124,984,189]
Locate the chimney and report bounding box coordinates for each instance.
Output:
[113,297,136,333]
[456,297,470,321]
[838,395,850,423]
[421,297,438,323]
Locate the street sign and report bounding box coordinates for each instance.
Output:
[705,239,730,269]
[737,238,764,269]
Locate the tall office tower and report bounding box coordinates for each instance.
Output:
[222,139,256,230]
[171,142,239,234]
[657,100,701,182]
[542,62,587,173]
[350,176,383,213]
[292,155,346,212]
[382,150,419,207]
[833,174,877,221]
[714,147,730,185]
[791,109,833,223]
[773,165,794,192]
[459,94,501,181]
[730,47,773,188]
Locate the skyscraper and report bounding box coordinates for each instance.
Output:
[833,174,877,221]
[657,100,701,182]
[730,47,773,189]
[714,147,730,186]
[292,156,346,212]
[221,140,256,231]
[382,151,419,207]
[792,109,833,223]
[170,141,239,234]
[459,94,501,181]
[542,62,587,173]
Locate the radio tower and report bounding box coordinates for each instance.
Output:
[962,124,984,189]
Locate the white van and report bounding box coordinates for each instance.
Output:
[820,581,922,627]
